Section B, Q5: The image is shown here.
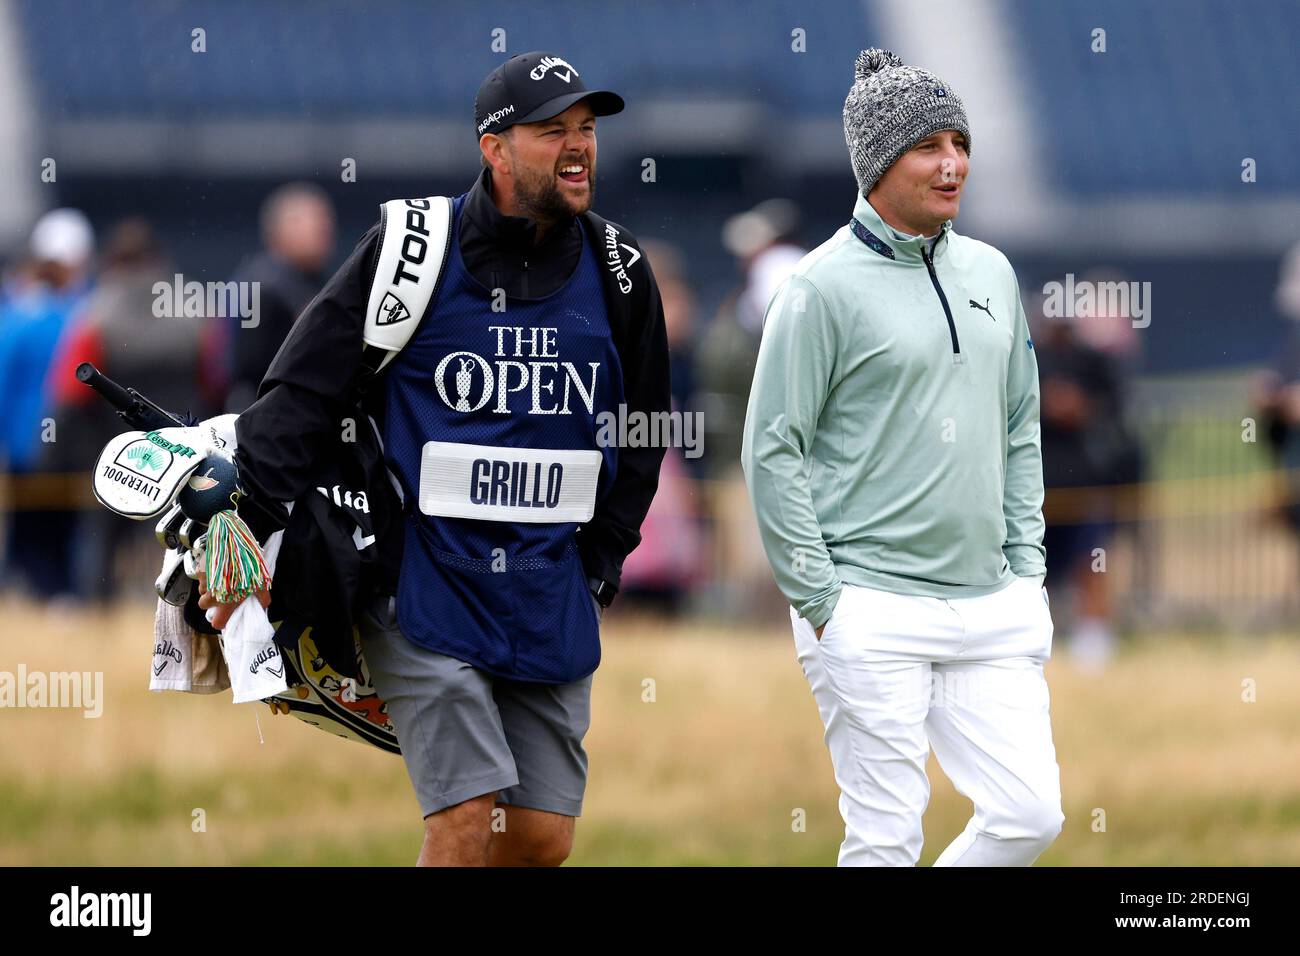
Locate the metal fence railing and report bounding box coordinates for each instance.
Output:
[2,371,1297,632]
[1102,373,1300,632]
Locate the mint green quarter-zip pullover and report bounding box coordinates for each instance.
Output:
[740,192,1045,629]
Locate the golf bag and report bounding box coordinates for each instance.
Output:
[83,369,402,752]
[81,197,457,755]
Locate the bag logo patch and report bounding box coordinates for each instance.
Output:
[376,292,411,326]
[116,439,172,481]
[603,223,637,294]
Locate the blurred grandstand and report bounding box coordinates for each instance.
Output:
[0,0,1297,641]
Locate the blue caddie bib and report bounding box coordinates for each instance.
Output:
[381,195,623,682]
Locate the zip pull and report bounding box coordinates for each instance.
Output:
[922,245,963,358]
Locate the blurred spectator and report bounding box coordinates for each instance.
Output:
[41,218,203,603]
[1250,240,1300,538]
[643,240,698,420]
[723,199,806,338]
[1033,291,1143,672]
[0,257,37,310]
[697,199,805,469]
[0,208,96,599]
[694,199,805,619]
[224,182,336,412]
[1071,267,1145,373]
[616,241,705,614]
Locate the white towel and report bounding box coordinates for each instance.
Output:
[210,528,288,703]
[147,412,289,704]
[151,599,230,695]
[151,598,195,691]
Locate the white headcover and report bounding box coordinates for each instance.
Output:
[92,426,213,520]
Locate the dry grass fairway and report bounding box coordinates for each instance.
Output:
[1,598,1297,865]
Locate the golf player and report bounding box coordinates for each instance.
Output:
[200,52,669,865]
[741,49,1064,866]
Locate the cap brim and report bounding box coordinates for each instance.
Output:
[513,89,625,126]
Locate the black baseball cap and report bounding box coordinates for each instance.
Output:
[474,51,624,138]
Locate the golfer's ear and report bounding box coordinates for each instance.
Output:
[480,133,510,175]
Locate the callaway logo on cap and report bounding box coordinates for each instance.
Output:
[474,50,624,137]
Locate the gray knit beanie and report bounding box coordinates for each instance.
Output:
[843,48,971,198]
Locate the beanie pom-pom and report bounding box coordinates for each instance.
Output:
[855,48,903,79]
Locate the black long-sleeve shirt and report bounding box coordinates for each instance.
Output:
[232,168,669,595]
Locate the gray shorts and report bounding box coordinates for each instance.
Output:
[357,593,593,818]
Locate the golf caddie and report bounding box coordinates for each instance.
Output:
[200,52,670,866]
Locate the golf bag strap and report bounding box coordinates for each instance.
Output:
[359,195,454,383]
[580,209,651,360]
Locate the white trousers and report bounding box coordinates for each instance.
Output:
[793,574,1064,866]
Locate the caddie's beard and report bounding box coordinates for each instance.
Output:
[513,161,595,226]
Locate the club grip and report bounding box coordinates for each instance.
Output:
[77,362,186,431]
[76,362,135,411]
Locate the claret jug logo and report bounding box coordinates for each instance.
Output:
[434,325,599,416]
